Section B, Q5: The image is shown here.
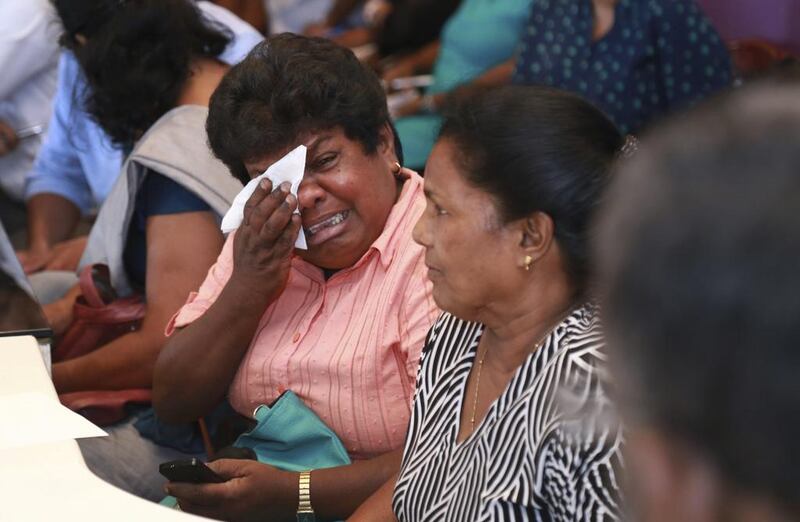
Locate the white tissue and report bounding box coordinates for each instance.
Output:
[221,145,307,249]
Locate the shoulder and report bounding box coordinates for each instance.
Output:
[396,170,427,231]
[558,303,607,368]
[376,171,429,280]
[542,305,620,449]
[529,305,612,436]
[425,312,477,350]
[139,171,212,217]
[535,308,623,504]
[197,1,263,64]
[418,313,480,379]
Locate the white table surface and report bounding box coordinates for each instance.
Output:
[0,336,212,521]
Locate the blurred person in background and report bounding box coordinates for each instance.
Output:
[0,0,60,233]
[385,0,534,169]
[513,0,733,134]
[39,0,260,501]
[332,0,461,59]
[597,82,800,521]
[388,0,733,170]
[18,0,261,278]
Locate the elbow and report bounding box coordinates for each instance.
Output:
[151,377,185,423]
[152,382,213,424]
[151,338,195,423]
[151,379,199,423]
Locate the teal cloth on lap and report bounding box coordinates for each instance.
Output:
[235,391,351,470]
[161,391,351,508]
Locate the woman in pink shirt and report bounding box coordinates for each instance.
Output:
[154,34,438,520]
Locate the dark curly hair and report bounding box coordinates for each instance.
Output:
[53,0,232,148]
[438,85,623,294]
[207,34,400,185]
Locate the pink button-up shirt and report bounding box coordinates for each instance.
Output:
[168,172,438,459]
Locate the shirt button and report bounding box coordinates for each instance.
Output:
[292,332,300,343]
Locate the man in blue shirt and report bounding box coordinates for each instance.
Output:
[19,1,262,273]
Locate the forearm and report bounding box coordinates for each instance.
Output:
[473,58,515,89]
[26,194,81,251]
[407,41,441,75]
[153,275,275,422]
[311,448,403,520]
[427,58,515,111]
[52,327,164,393]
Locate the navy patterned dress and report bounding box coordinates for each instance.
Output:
[513,0,733,133]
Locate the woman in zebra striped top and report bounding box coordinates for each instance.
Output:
[353,85,626,521]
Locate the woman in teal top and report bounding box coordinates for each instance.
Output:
[388,0,534,168]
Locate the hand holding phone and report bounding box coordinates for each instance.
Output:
[159,458,225,484]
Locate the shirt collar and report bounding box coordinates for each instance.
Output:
[368,168,423,270]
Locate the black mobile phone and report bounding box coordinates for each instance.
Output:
[159,458,225,484]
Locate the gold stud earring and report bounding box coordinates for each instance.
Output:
[523,255,533,272]
[391,162,402,176]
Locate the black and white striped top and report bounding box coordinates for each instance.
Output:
[393,304,624,521]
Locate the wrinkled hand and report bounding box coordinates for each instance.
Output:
[230,180,301,304]
[166,459,296,522]
[0,120,18,156]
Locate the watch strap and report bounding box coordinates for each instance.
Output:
[297,471,314,522]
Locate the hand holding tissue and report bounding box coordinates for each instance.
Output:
[221,145,308,250]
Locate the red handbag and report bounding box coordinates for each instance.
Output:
[54,264,151,425]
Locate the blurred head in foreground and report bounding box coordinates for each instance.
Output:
[597,82,800,522]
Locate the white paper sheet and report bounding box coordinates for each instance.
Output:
[220,144,307,249]
[0,392,107,450]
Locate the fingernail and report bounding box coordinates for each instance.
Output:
[260,179,270,190]
[286,194,297,206]
[280,182,291,193]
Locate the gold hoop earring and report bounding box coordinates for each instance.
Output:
[391,162,402,176]
[523,255,533,272]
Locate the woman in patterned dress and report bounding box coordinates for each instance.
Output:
[352,85,627,521]
[513,0,733,134]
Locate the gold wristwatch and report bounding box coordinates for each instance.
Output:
[297,471,315,522]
